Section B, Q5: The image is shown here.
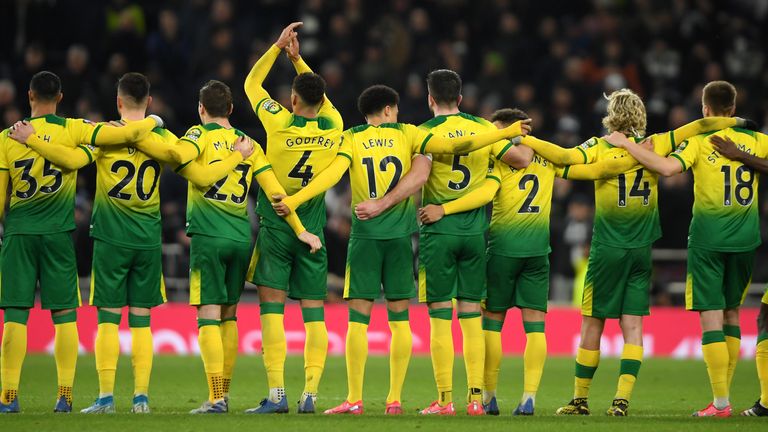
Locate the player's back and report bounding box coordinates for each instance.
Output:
[0,114,95,235]
[420,112,495,235]
[489,153,560,257]
[255,97,343,233]
[91,125,174,249]
[673,127,768,251]
[340,123,422,239]
[581,134,673,248]
[183,123,262,241]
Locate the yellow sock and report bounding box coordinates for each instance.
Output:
[429,308,454,405]
[702,330,729,405]
[53,311,79,404]
[482,317,503,404]
[723,325,741,390]
[523,321,547,398]
[302,308,328,396]
[458,312,484,403]
[346,310,369,403]
[129,313,153,395]
[756,337,767,407]
[615,343,643,400]
[260,303,286,392]
[95,310,121,396]
[386,310,412,404]
[221,318,239,396]
[1,309,29,404]
[198,319,224,402]
[574,347,600,399]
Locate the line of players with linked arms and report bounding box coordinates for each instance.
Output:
[1,22,767,418]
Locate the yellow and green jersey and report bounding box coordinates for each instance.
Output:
[90,125,174,250]
[420,112,500,235]
[488,153,564,257]
[179,123,270,242]
[671,127,768,251]
[339,123,428,239]
[0,114,97,235]
[576,132,677,248]
[254,96,343,233]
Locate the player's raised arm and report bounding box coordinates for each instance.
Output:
[244,22,303,109]
[9,121,92,170]
[284,31,336,111]
[420,119,530,154]
[604,131,683,177]
[711,134,768,175]
[274,153,351,216]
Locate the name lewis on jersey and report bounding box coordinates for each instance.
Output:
[362,138,394,149]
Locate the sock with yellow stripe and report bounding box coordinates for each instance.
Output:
[95,310,121,397]
[198,319,224,402]
[522,321,547,403]
[386,309,412,404]
[458,311,484,403]
[220,317,238,397]
[53,310,78,404]
[723,324,741,389]
[346,309,369,403]
[702,330,729,409]
[302,307,327,400]
[128,313,152,396]
[574,347,600,399]
[260,303,286,402]
[482,316,503,404]
[615,344,643,401]
[756,334,767,407]
[429,308,454,405]
[1,308,29,404]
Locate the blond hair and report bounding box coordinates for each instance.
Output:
[602,89,647,137]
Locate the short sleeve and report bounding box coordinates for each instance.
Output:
[0,131,8,170]
[578,137,600,164]
[670,138,697,171]
[255,98,291,134]
[649,132,675,156]
[66,118,98,146]
[407,124,433,154]
[180,126,204,156]
[338,129,353,161]
[249,141,272,175]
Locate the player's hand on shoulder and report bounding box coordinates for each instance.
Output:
[507,119,532,137]
[735,117,760,131]
[8,120,35,144]
[602,131,629,148]
[639,138,654,151]
[234,136,255,159]
[354,199,385,221]
[275,22,303,49]
[298,230,323,254]
[418,204,445,225]
[710,135,740,159]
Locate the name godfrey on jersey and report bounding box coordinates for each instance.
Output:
[285,135,336,148]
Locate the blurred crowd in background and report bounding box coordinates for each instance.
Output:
[1,0,768,305]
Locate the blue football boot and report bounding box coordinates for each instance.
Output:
[297,395,315,414]
[81,395,115,414]
[0,397,20,413]
[483,396,500,416]
[54,396,72,413]
[244,397,289,414]
[189,400,227,414]
[132,394,150,413]
[513,397,535,416]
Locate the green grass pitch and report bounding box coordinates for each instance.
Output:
[3,354,766,431]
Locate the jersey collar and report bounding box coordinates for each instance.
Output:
[24,113,65,125]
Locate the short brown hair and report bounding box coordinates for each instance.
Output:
[199,80,232,118]
[117,72,150,106]
[702,81,736,115]
[490,108,529,126]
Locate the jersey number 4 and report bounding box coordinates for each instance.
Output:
[107,160,161,201]
[14,158,63,199]
[288,151,314,187]
[617,169,651,207]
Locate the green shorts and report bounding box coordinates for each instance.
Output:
[418,232,486,303]
[485,254,550,312]
[0,232,80,310]
[90,240,166,308]
[344,236,416,300]
[189,234,252,306]
[582,243,651,319]
[247,227,327,300]
[685,247,754,311]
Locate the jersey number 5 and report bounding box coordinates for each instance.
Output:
[14,158,63,199]
[448,154,470,190]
